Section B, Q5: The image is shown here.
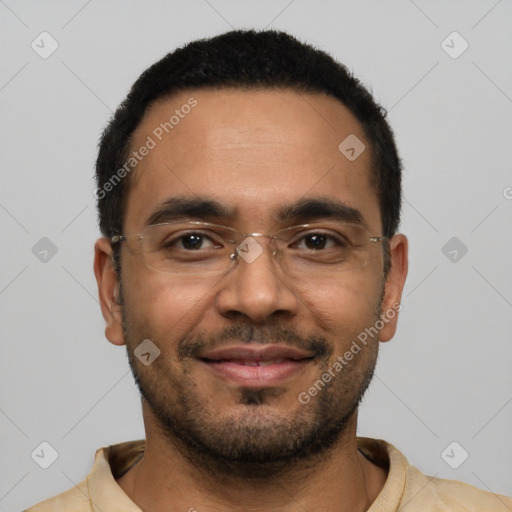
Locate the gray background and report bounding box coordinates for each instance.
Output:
[1,1,511,510]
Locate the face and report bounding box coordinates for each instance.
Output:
[95,88,407,476]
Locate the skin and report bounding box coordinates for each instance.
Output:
[94,88,408,511]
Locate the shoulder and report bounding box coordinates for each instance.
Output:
[23,479,91,512]
[358,437,512,511]
[23,441,145,512]
[403,465,512,511]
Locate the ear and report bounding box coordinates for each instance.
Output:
[93,237,125,346]
[379,234,408,342]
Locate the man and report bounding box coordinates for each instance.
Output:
[27,30,512,511]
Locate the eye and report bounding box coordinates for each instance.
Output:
[294,232,347,251]
[164,232,221,251]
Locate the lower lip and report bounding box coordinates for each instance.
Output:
[201,359,311,387]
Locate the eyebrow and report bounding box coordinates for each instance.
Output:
[275,198,364,226]
[146,197,234,226]
[145,196,365,228]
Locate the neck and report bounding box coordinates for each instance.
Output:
[117,406,387,512]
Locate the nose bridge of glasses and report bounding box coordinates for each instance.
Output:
[230,230,282,265]
[244,232,280,245]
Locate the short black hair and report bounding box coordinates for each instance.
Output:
[95,29,402,272]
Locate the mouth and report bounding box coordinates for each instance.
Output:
[198,344,316,387]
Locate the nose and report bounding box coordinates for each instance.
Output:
[215,236,299,324]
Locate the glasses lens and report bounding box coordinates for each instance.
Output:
[276,222,374,273]
[139,222,379,275]
[141,223,235,274]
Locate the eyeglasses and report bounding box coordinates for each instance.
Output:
[111,221,385,276]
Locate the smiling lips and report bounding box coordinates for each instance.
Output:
[199,344,315,387]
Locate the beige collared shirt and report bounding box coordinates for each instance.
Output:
[25,437,512,511]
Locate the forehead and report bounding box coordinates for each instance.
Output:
[124,88,380,231]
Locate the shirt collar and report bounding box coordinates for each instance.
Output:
[86,437,407,511]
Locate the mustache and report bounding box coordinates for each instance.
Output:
[178,324,331,360]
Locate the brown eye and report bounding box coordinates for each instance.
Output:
[303,234,328,250]
[295,232,344,251]
[161,232,220,251]
[180,234,206,250]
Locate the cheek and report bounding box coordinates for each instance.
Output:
[296,271,382,334]
[123,267,213,346]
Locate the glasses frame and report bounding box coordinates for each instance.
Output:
[110,220,386,274]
